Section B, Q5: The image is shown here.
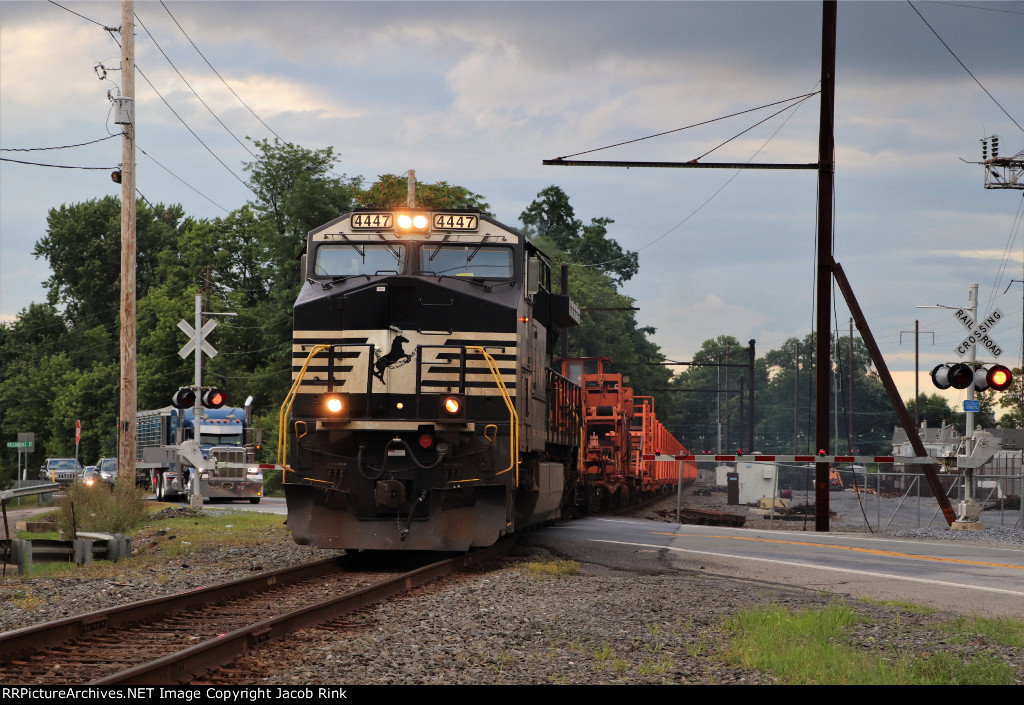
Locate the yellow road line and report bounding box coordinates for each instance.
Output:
[650,532,1024,571]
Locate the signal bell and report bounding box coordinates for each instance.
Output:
[202,388,226,409]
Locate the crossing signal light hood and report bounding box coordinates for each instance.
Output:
[202,388,226,409]
[171,388,196,408]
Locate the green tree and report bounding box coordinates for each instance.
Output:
[33,197,187,325]
[357,173,491,213]
[520,185,638,285]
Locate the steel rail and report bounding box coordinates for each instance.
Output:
[91,538,516,684]
[0,558,342,659]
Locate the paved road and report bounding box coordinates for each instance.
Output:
[523,516,1024,619]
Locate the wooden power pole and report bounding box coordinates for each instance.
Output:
[118,0,137,483]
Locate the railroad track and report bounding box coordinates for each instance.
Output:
[0,540,513,685]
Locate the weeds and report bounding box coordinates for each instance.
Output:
[721,601,1017,684]
[56,478,148,536]
[942,616,1024,648]
[522,559,581,577]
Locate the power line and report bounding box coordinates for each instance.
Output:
[907,0,1024,134]
[133,64,254,194]
[135,144,230,213]
[134,10,257,158]
[47,0,114,29]
[159,1,284,143]
[553,92,820,160]
[0,134,120,152]
[0,157,116,170]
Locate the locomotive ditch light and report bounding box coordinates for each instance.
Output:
[202,388,227,408]
[325,395,347,415]
[172,387,196,409]
[931,363,974,390]
[440,394,465,420]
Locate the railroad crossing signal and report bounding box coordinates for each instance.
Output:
[931,363,1012,391]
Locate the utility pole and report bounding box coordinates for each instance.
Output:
[117,0,137,485]
[814,0,837,531]
[407,169,416,206]
[900,321,934,429]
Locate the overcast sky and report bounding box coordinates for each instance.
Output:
[2,0,1022,417]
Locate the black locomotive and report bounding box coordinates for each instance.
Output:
[282,208,581,550]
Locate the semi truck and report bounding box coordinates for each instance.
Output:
[136,398,267,504]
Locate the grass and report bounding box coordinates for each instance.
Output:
[8,504,291,580]
[942,616,1024,648]
[858,597,939,615]
[55,477,148,536]
[721,601,1018,684]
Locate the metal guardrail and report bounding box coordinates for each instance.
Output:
[1,535,132,577]
[1,482,132,576]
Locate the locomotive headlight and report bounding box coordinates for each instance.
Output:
[396,213,429,232]
[444,397,460,414]
[326,396,344,413]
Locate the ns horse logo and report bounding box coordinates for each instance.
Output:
[372,335,414,385]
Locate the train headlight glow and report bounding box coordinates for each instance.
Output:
[326,397,343,413]
[440,395,465,420]
[396,213,430,232]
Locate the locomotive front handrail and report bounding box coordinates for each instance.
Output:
[278,344,332,478]
[467,345,519,486]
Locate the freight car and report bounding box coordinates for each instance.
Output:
[279,207,691,551]
[562,357,695,514]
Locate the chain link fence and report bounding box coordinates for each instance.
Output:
[717,462,1023,533]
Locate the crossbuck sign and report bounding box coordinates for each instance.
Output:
[953,307,1003,358]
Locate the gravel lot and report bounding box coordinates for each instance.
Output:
[2,497,1023,685]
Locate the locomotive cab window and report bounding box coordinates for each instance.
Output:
[315,243,406,276]
[420,245,513,278]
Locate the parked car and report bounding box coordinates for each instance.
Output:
[39,458,83,484]
[95,457,118,484]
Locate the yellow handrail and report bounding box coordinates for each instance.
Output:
[277,344,331,481]
[467,345,519,486]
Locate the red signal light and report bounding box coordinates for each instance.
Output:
[202,388,226,409]
[987,365,1013,391]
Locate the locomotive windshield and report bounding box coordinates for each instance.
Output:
[420,245,513,278]
[315,243,406,276]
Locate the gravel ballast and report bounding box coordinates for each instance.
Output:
[2,500,1022,684]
